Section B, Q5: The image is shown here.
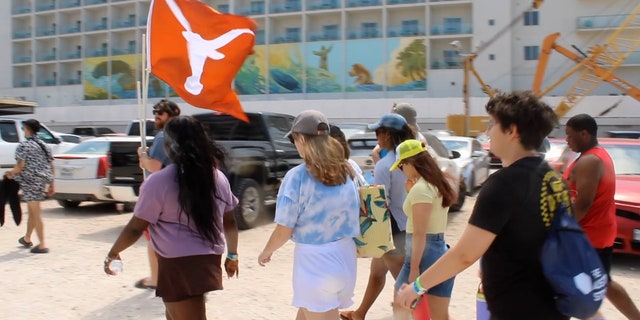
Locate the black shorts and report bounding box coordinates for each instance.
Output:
[595,246,613,282]
[389,214,406,256]
[155,253,222,302]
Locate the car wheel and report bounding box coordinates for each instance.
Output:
[233,178,264,230]
[57,200,81,208]
[451,180,466,212]
[123,202,136,213]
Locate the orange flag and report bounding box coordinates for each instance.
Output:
[148,0,256,121]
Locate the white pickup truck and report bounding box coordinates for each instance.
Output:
[0,117,77,177]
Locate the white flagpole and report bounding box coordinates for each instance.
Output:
[140,33,149,180]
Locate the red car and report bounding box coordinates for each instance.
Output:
[560,138,640,256]
[599,138,640,256]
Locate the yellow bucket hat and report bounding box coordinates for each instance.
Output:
[390,139,428,171]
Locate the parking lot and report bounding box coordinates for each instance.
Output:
[0,196,638,320]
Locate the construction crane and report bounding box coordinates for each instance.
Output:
[453,0,544,136]
[532,4,640,117]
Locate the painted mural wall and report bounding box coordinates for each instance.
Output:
[82,37,427,99]
[83,54,174,100]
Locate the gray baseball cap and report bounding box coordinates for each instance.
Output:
[285,110,330,140]
[392,102,418,127]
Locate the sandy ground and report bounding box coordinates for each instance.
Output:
[1,197,638,320]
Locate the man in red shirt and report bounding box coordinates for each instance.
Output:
[564,114,640,320]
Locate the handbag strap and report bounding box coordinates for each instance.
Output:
[33,138,51,161]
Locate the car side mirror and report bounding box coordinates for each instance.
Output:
[450,150,461,159]
[53,137,61,144]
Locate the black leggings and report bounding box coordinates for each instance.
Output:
[0,177,22,226]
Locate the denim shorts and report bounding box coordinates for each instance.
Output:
[394,233,455,297]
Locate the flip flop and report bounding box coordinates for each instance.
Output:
[30,246,49,254]
[134,278,157,290]
[18,237,33,248]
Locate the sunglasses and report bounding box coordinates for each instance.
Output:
[152,109,166,115]
[398,161,406,170]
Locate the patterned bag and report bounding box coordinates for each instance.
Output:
[354,184,395,258]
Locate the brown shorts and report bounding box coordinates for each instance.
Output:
[155,253,222,302]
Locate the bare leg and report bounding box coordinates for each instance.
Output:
[427,295,453,320]
[606,280,640,320]
[381,253,404,279]
[164,295,206,320]
[24,204,36,243]
[27,201,46,248]
[300,307,339,320]
[147,242,159,286]
[345,258,389,320]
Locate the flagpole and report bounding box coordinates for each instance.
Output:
[140,33,149,180]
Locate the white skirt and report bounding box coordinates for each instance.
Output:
[292,238,357,312]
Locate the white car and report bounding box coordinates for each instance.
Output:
[53,136,151,210]
[438,136,491,195]
[348,132,466,211]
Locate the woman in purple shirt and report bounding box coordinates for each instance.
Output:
[105,116,239,320]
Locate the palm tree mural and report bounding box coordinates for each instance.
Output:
[395,39,426,81]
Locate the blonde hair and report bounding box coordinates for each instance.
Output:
[292,133,353,186]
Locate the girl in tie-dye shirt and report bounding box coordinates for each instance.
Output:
[259,110,360,318]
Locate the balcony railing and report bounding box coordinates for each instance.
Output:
[389,0,425,4]
[347,28,381,39]
[217,4,230,13]
[87,22,108,31]
[270,1,301,13]
[39,79,57,86]
[13,31,32,39]
[347,0,381,8]
[308,32,341,41]
[89,49,108,57]
[387,25,426,37]
[36,3,56,12]
[307,0,339,10]
[140,17,148,26]
[60,0,81,9]
[112,19,136,29]
[237,4,265,15]
[63,51,81,59]
[272,34,301,43]
[16,81,32,88]
[37,53,57,62]
[577,14,630,30]
[431,23,472,35]
[12,6,31,14]
[85,0,107,5]
[65,79,82,85]
[36,28,56,37]
[431,59,462,69]
[13,56,32,63]
[61,25,81,34]
[112,47,136,55]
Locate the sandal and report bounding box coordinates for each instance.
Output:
[18,237,33,248]
[30,246,50,254]
[134,278,157,290]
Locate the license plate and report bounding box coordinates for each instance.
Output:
[633,229,640,242]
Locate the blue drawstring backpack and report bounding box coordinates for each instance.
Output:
[539,167,608,319]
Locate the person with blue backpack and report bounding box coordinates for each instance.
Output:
[396,91,583,319]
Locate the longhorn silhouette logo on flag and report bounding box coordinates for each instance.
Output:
[148,0,256,121]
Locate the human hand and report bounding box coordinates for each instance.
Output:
[224,258,239,278]
[46,185,55,197]
[137,146,149,157]
[258,251,272,266]
[395,283,421,310]
[103,254,122,276]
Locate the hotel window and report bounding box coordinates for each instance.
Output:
[524,46,540,60]
[524,11,539,26]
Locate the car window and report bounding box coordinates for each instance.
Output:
[472,140,483,152]
[200,114,267,141]
[97,127,115,135]
[33,126,58,144]
[424,134,450,158]
[128,121,157,136]
[603,144,640,175]
[64,141,111,154]
[60,135,81,144]
[265,115,293,144]
[0,121,19,143]
[441,140,470,158]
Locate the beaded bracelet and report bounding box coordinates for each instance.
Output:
[227,253,238,261]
